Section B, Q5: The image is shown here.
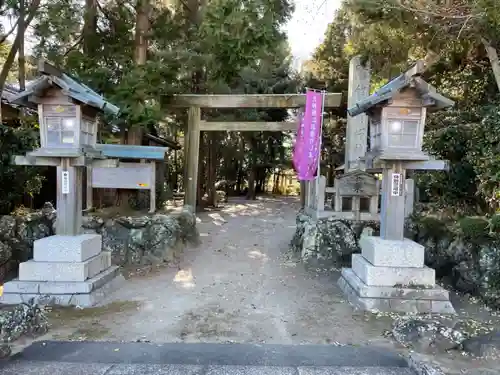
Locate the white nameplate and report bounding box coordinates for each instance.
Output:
[391,173,402,196]
[61,171,70,194]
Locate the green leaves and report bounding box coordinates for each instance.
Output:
[0,123,44,214]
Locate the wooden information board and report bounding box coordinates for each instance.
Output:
[91,162,153,189]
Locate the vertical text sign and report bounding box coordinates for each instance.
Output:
[293,90,324,181]
[345,56,371,172]
[391,173,402,196]
[61,170,70,195]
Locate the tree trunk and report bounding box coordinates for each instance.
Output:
[482,38,500,93]
[197,132,205,207]
[83,0,98,56]
[206,132,217,206]
[173,129,178,191]
[0,0,41,122]
[18,0,26,92]
[246,136,257,200]
[274,174,280,194]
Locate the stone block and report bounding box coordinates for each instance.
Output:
[352,254,435,287]
[18,252,111,282]
[3,265,121,295]
[431,300,457,314]
[0,271,125,307]
[33,234,102,263]
[341,268,449,301]
[338,268,456,314]
[360,236,424,268]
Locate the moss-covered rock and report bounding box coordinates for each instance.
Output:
[407,213,500,308]
[490,214,500,233]
[291,212,379,264]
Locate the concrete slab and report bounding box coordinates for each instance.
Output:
[33,234,102,263]
[0,362,414,375]
[18,251,111,282]
[12,341,409,367]
[205,365,297,375]
[0,362,113,375]
[360,236,424,268]
[106,364,204,375]
[297,367,414,375]
[351,254,435,287]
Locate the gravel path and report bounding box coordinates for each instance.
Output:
[47,196,392,346]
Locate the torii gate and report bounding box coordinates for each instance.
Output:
[168,94,343,208]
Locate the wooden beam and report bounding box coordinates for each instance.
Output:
[185,106,201,208]
[168,93,342,108]
[13,155,60,166]
[38,59,63,77]
[403,159,449,171]
[200,121,297,131]
[90,159,119,168]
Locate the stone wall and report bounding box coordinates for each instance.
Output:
[291,211,500,308]
[0,203,200,281]
[406,215,500,308]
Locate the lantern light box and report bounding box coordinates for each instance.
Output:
[348,62,454,163]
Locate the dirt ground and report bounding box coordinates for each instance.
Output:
[26,197,500,374]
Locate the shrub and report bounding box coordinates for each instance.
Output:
[0,123,44,214]
[490,214,500,233]
[416,216,449,238]
[458,216,490,239]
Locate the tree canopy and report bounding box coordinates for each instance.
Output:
[1,0,500,213]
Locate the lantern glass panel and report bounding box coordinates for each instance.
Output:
[80,118,95,146]
[370,121,382,150]
[44,116,77,147]
[387,118,419,148]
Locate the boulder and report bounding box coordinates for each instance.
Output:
[461,330,500,357]
[392,318,463,354]
[405,213,500,309]
[0,299,48,358]
[291,211,378,264]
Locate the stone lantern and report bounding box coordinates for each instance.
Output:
[338,61,457,314]
[0,60,123,307]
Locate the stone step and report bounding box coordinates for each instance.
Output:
[0,341,420,375]
[0,362,415,375]
[18,251,111,283]
[3,265,121,295]
[352,253,435,287]
[33,234,102,263]
[339,268,456,314]
[0,267,124,307]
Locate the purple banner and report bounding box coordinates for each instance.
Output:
[293,90,323,181]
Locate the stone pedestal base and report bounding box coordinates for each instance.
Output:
[338,236,456,314]
[1,234,124,307]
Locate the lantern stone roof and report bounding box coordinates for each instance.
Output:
[10,60,120,116]
[347,61,455,117]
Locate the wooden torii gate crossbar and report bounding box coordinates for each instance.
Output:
[169,93,342,208]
